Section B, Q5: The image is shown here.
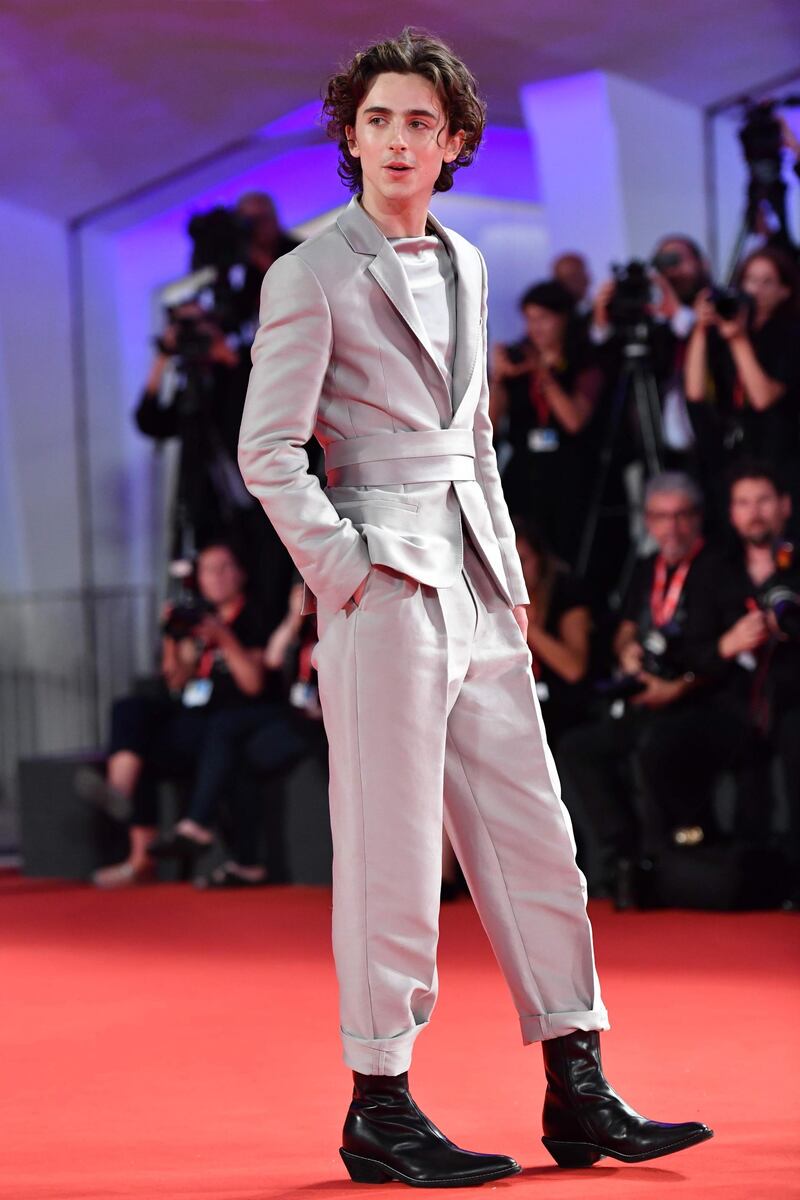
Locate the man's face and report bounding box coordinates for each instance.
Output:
[730,478,790,546]
[656,239,704,304]
[644,490,702,562]
[346,72,464,209]
[237,195,279,250]
[553,255,590,302]
[197,547,245,606]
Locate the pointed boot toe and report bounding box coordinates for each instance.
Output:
[541,1031,714,1166]
[341,1071,521,1187]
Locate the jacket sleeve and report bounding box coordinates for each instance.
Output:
[238,253,372,613]
[472,252,530,607]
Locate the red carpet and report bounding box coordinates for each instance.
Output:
[2,876,798,1199]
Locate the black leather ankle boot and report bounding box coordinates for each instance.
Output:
[340,1071,521,1186]
[541,1030,713,1167]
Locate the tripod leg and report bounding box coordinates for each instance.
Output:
[631,366,664,479]
[575,368,630,579]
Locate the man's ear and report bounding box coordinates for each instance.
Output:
[345,124,360,158]
[443,129,466,164]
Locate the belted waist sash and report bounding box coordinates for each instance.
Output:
[324,429,476,486]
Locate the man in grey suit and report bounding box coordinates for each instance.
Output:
[239,28,712,1188]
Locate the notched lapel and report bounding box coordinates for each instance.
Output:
[367,243,444,379]
[428,213,481,415]
[335,194,455,403]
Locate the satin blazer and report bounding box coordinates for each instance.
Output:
[238,195,529,614]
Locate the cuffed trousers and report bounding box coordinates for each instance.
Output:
[313,534,609,1076]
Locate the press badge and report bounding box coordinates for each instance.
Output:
[528,428,560,453]
[182,678,214,708]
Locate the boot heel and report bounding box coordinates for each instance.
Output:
[339,1149,391,1183]
[542,1137,603,1168]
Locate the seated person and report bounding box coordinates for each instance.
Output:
[715,461,800,899]
[90,542,293,887]
[198,580,314,889]
[514,516,592,750]
[556,472,752,895]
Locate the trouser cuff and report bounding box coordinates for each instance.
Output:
[520,1007,610,1044]
[341,1022,427,1076]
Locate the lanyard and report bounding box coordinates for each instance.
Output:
[650,538,704,628]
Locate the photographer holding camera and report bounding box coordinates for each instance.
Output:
[556,473,751,895]
[684,246,800,530]
[136,193,300,608]
[715,461,800,895]
[489,280,602,564]
[89,542,300,888]
[591,236,711,460]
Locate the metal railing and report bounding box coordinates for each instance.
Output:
[0,585,158,845]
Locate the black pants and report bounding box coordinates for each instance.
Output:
[109,695,307,840]
[556,697,753,889]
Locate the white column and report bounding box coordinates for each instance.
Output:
[519,70,707,279]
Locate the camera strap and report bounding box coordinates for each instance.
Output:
[650,538,704,627]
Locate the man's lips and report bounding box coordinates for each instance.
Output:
[384,163,413,172]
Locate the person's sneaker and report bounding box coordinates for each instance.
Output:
[74,768,132,823]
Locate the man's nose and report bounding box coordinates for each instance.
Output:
[388,121,408,149]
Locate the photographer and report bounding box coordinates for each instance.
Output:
[556,473,751,895]
[489,280,602,564]
[685,246,800,528]
[552,251,593,325]
[137,193,300,609]
[232,191,301,332]
[592,236,711,462]
[514,516,592,750]
[715,462,800,892]
[90,542,301,887]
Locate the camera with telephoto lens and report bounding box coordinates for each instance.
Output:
[595,625,686,702]
[161,597,215,640]
[708,286,752,322]
[755,544,800,641]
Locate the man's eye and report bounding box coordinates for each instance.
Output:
[368,117,385,126]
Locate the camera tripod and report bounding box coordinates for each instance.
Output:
[575,328,665,603]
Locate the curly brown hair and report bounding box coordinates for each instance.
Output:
[322,28,486,195]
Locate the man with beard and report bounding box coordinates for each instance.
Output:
[717,460,800,900]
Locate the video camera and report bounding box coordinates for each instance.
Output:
[607,250,682,334]
[155,205,259,363]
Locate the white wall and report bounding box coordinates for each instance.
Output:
[520,71,707,280]
[0,198,82,592]
[606,74,706,259]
